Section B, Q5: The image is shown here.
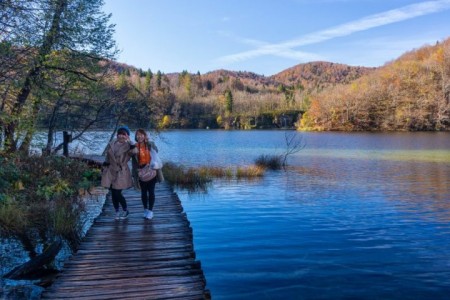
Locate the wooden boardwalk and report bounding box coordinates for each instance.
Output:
[42,183,210,299]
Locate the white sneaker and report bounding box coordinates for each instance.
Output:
[143,209,149,218]
[120,210,129,219]
[145,210,154,220]
[114,211,120,220]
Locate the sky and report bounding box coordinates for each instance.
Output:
[102,0,450,76]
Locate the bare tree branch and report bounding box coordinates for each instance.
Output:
[282,131,306,167]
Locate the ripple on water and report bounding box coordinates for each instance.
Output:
[179,164,450,299]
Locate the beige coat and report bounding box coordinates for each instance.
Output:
[101,139,134,190]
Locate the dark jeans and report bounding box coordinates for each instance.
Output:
[140,176,157,210]
[111,188,127,211]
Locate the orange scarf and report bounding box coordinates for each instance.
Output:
[137,142,151,166]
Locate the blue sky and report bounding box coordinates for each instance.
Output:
[103,0,450,76]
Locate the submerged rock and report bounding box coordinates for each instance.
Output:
[1,279,44,300]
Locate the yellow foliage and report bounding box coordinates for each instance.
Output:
[159,115,171,128]
[216,115,223,126]
[14,180,25,191]
[298,111,314,130]
[434,46,444,64]
[217,94,226,105]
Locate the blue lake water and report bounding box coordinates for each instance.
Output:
[161,131,450,299]
[34,130,450,299]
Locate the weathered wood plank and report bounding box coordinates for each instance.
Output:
[41,181,210,300]
[44,285,207,300]
[58,260,203,273]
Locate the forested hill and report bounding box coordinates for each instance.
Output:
[17,37,448,136]
[104,60,375,130]
[271,62,374,92]
[300,38,450,131]
[104,36,449,131]
[121,61,374,97]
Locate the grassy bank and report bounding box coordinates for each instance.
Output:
[0,153,101,261]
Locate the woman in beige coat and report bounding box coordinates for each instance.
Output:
[101,126,136,220]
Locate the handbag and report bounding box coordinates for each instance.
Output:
[138,164,157,182]
[150,148,163,169]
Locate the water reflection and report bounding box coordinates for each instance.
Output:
[179,168,450,298]
[170,132,450,299]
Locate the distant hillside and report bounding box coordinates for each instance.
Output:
[105,38,449,131]
[117,61,374,96]
[301,38,450,131]
[163,69,278,96]
[107,60,374,128]
[271,61,375,92]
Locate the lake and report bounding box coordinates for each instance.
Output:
[38,130,450,299]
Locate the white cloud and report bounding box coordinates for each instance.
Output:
[215,32,324,62]
[216,0,450,65]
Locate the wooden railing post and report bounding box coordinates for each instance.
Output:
[63,131,72,157]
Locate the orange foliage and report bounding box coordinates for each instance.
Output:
[299,37,450,131]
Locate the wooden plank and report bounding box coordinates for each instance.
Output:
[44,285,207,300]
[41,181,210,300]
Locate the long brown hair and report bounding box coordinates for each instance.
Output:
[134,128,148,143]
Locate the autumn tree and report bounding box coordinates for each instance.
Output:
[178,70,192,98]
[298,38,450,131]
[0,0,117,152]
[430,40,450,129]
[159,115,171,129]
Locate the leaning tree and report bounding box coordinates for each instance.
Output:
[0,0,117,152]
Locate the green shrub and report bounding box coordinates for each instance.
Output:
[0,197,28,235]
[0,153,101,255]
[51,199,82,237]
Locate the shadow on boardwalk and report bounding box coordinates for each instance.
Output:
[42,183,210,299]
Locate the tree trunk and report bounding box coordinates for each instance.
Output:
[18,96,42,154]
[44,99,62,155]
[3,238,62,280]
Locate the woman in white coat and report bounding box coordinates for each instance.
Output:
[131,128,162,220]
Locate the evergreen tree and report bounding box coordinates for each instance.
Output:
[144,69,153,91]
[205,80,213,91]
[225,89,233,115]
[156,70,162,89]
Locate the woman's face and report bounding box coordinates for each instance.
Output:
[117,132,128,143]
[136,132,146,143]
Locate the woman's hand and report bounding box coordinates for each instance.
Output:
[128,143,138,154]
